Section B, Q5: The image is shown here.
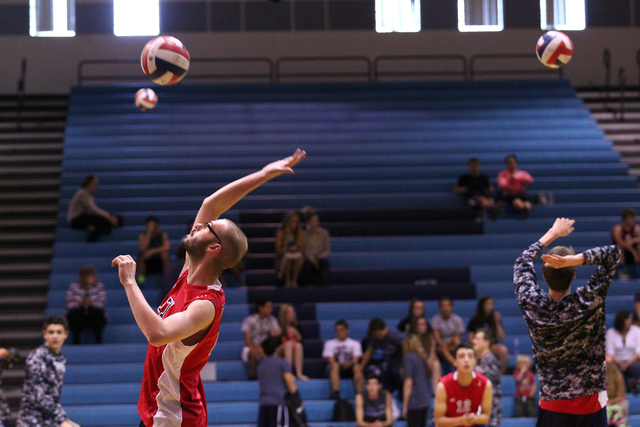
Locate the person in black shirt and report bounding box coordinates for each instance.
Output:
[454,158,500,221]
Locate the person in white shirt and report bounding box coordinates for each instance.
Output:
[606,310,640,384]
[323,319,363,399]
[241,298,281,380]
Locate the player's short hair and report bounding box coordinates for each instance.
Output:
[622,208,637,220]
[78,265,97,281]
[218,219,248,270]
[453,343,475,358]
[262,336,281,356]
[542,245,576,292]
[468,157,480,165]
[475,328,494,344]
[255,297,272,310]
[365,374,381,383]
[516,354,532,369]
[44,315,68,332]
[81,175,97,188]
[145,215,160,224]
[335,319,349,329]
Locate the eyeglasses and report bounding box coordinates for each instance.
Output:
[205,222,222,245]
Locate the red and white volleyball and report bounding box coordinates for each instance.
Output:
[536,31,573,69]
[134,88,158,111]
[140,36,190,85]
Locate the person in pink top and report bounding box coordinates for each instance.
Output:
[497,155,534,219]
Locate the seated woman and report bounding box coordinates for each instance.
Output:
[606,356,631,427]
[606,310,640,391]
[397,298,432,334]
[355,375,394,427]
[275,211,304,288]
[497,154,534,219]
[278,304,308,380]
[65,265,107,344]
[466,296,509,373]
[67,175,120,242]
[137,216,171,284]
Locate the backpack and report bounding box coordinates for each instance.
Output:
[285,391,308,427]
[331,398,355,422]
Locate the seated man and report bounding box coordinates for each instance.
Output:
[431,296,465,375]
[611,208,640,279]
[322,319,363,399]
[241,298,281,380]
[454,157,500,221]
[360,318,404,394]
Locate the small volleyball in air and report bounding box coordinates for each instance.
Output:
[134,88,158,111]
[536,31,573,68]
[140,36,190,85]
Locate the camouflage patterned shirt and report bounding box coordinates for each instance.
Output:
[514,242,619,401]
[16,345,68,427]
[475,351,502,427]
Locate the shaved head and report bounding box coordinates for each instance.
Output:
[217,219,248,270]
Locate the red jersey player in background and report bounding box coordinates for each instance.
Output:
[434,343,492,427]
[112,149,306,427]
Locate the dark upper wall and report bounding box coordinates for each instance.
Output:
[0,0,639,93]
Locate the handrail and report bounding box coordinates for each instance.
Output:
[78,57,275,85]
[373,55,467,81]
[275,56,372,83]
[469,53,563,80]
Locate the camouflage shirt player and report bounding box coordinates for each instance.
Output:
[16,345,68,427]
[514,242,619,401]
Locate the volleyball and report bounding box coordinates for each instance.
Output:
[536,31,573,69]
[134,88,158,111]
[140,36,190,85]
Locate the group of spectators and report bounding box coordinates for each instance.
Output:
[455,155,550,221]
[243,296,540,427]
[275,207,331,288]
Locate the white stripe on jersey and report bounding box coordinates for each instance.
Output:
[153,340,197,426]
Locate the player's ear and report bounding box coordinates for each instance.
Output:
[207,244,221,255]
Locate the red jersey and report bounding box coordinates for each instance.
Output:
[138,269,225,427]
[440,371,488,424]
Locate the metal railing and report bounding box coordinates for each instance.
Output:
[470,53,563,80]
[77,53,566,85]
[373,55,467,81]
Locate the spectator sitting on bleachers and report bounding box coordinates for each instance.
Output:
[606,356,631,427]
[257,336,300,427]
[466,296,509,373]
[397,298,431,335]
[323,319,363,399]
[301,211,331,286]
[275,211,305,288]
[360,318,404,395]
[65,265,107,344]
[635,289,640,327]
[472,328,502,427]
[137,215,170,285]
[355,375,394,427]
[67,175,121,242]
[241,298,281,380]
[407,317,440,390]
[431,296,465,375]
[606,310,640,392]
[454,157,500,221]
[278,304,308,381]
[611,208,640,280]
[401,328,432,427]
[513,354,536,417]
[497,154,534,219]
[17,316,80,427]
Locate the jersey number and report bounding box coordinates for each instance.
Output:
[456,399,471,414]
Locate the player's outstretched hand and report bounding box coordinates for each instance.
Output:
[111,255,137,287]
[550,217,575,237]
[263,149,306,177]
[541,253,584,268]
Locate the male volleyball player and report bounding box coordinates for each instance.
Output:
[514,217,620,427]
[112,149,306,427]
[433,343,492,427]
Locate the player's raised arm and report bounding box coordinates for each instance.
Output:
[194,149,306,224]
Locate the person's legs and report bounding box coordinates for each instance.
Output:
[536,406,606,427]
[293,341,307,380]
[406,408,428,427]
[282,340,294,366]
[66,308,85,344]
[258,405,279,427]
[491,343,509,374]
[290,257,302,288]
[329,362,341,398]
[87,306,108,344]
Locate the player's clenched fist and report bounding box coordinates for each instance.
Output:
[112,255,138,287]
